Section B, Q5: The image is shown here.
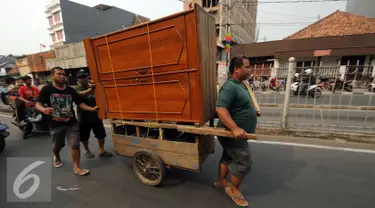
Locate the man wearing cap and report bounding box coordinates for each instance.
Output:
[75,69,112,158]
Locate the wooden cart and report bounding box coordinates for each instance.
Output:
[110,120,256,186]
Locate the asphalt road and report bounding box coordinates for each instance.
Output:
[1,114,375,208]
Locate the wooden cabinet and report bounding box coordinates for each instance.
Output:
[84,5,217,126]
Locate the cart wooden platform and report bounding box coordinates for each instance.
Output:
[111,120,257,186]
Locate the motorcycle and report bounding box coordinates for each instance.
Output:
[368,83,375,92]
[290,81,323,98]
[328,79,353,92]
[10,99,50,139]
[0,123,10,154]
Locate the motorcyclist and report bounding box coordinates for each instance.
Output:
[17,76,40,139]
[1,77,17,105]
[299,69,316,94]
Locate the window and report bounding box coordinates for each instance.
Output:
[53,12,61,24]
[56,30,64,42]
[202,0,219,8]
[51,34,56,43]
[48,16,54,26]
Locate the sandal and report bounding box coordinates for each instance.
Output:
[99,151,113,158]
[85,151,95,158]
[54,157,63,168]
[224,185,249,207]
[74,169,90,176]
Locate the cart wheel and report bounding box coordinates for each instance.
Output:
[132,150,165,187]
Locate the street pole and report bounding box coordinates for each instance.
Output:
[227,0,231,64]
[281,57,296,129]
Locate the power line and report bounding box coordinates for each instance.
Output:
[257,10,318,19]
[179,0,350,4]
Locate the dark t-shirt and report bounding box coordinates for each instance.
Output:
[216,78,257,133]
[37,84,84,129]
[75,83,99,123]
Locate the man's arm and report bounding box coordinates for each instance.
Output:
[216,107,247,139]
[71,87,98,112]
[17,87,29,103]
[77,88,93,97]
[78,103,99,112]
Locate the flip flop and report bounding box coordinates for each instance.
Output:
[85,151,95,158]
[224,185,249,207]
[54,157,63,168]
[74,169,90,176]
[99,151,113,158]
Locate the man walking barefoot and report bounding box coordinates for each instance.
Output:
[36,67,99,176]
[214,56,258,207]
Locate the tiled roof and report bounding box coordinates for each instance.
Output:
[285,10,375,40]
[7,66,20,75]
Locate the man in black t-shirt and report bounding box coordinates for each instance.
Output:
[75,69,112,158]
[36,67,99,176]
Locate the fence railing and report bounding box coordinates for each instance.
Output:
[255,58,375,134]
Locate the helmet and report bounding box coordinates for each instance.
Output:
[305,69,313,75]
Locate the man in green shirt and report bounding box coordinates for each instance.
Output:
[75,69,112,158]
[214,56,258,207]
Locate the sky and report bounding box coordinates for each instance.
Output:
[0,0,347,55]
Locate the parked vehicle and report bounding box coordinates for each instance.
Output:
[10,99,50,139]
[368,83,375,92]
[290,81,323,98]
[327,79,353,92]
[0,123,10,154]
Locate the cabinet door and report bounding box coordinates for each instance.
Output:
[91,15,189,79]
[103,72,193,122]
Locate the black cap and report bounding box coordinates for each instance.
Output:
[76,69,88,78]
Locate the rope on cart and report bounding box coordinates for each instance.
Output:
[146,22,160,123]
[105,34,124,120]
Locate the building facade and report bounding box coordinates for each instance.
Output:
[15,56,31,76]
[45,0,150,48]
[232,11,375,79]
[346,0,375,18]
[183,0,257,44]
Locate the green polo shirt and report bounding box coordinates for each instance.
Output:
[216,78,257,133]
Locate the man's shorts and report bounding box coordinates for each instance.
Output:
[218,137,253,179]
[50,124,80,149]
[79,120,107,142]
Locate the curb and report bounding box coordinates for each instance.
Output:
[254,91,370,95]
[0,108,13,114]
[256,127,375,145]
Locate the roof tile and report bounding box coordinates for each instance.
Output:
[285,10,375,40]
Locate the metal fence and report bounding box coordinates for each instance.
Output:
[255,58,375,134]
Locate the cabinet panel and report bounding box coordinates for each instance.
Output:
[103,72,192,122]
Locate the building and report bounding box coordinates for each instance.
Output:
[15,56,31,77]
[45,0,150,48]
[183,0,258,44]
[46,41,88,85]
[232,11,375,79]
[0,55,17,76]
[27,51,56,84]
[346,0,375,18]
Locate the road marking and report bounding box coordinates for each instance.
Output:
[0,113,12,118]
[249,140,375,154]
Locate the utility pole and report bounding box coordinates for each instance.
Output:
[226,0,232,65]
